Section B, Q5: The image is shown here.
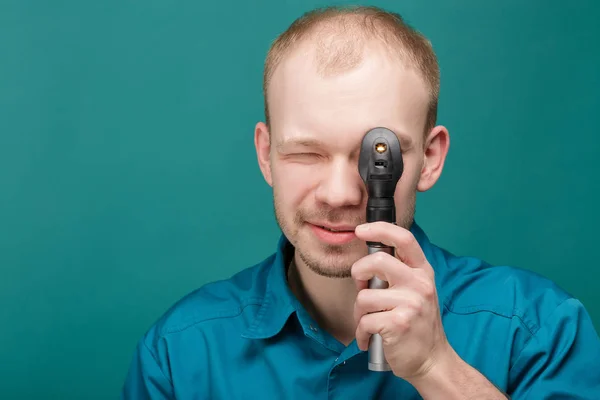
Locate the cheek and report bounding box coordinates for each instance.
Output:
[273,162,320,205]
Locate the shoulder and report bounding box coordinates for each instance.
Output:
[142,253,275,347]
[427,245,600,396]
[435,245,575,336]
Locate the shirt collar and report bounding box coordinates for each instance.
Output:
[241,234,298,339]
[241,220,441,340]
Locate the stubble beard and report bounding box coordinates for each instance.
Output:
[273,188,416,279]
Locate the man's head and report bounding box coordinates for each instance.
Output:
[255,5,450,278]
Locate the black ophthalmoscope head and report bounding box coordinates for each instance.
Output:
[358,127,405,372]
[358,127,404,220]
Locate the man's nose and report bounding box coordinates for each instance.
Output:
[314,158,364,208]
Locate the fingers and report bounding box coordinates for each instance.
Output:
[351,250,413,288]
[355,310,408,351]
[355,310,386,351]
[355,301,422,351]
[353,287,422,327]
[355,222,429,271]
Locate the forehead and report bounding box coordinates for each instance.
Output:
[267,39,430,150]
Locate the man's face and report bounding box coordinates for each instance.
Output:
[256,40,436,279]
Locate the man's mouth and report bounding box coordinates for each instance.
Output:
[315,225,355,233]
[309,223,358,245]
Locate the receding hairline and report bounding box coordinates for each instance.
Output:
[265,12,425,82]
[262,6,440,135]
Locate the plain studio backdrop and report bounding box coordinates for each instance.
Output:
[1,0,599,398]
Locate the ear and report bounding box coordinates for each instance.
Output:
[417,125,450,192]
[254,121,273,187]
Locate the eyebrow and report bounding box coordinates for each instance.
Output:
[275,138,325,152]
[275,131,414,153]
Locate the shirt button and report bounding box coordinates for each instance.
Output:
[309,324,318,332]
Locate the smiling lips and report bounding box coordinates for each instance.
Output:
[309,222,357,245]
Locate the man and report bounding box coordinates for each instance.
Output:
[122,5,600,399]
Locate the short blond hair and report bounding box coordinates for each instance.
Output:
[262,5,440,136]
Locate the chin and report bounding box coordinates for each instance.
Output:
[295,232,366,279]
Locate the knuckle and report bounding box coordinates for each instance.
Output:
[397,229,414,246]
[424,266,435,280]
[357,316,370,334]
[422,282,436,299]
[392,311,410,332]
[350,262,360,278]
[351,259,365,277]
[407,298,424,315]
[415,271,435,298]
[355,288,369,306]
[374,251,387,264]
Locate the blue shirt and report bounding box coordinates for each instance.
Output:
[121,222,600,399]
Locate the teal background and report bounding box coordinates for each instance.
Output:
[1,0,599,398]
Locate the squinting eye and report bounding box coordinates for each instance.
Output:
[286,152,323,163]
[294,153,320,158]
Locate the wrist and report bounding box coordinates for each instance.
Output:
[406,343,464,399]
[405,342,508,400]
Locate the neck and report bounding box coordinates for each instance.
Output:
[287,254,359,347]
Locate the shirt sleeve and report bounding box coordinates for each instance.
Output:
[121,338,175,400]
[508,297,600,399]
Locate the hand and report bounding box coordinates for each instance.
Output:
[352,221,452,382]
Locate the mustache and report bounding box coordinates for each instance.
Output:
[294,207,365,225]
